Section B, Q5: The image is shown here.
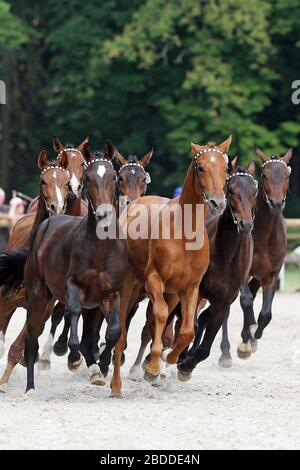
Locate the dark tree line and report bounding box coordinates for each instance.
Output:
[1,0,300,215]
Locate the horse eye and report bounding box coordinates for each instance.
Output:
[198,165,204,174]
[119,176,123,182]
[41,180,46,185]
[228,187,234,195]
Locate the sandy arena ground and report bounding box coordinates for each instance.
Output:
[0,292,300,450]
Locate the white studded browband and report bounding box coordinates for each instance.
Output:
[119,162,146,174]
[227,172,258,186]
[40,166,70,177]
[195,148,229,163]
[84,158,114,169]
[57,148,83,159]
[262,159,288,168]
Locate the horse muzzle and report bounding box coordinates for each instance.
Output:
[207,196,226,216]
[237,219,253,235]
[268,198,285,215]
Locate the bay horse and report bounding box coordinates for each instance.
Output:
[43,147,154,370]
[110,137,231,397]
[234,148,293,359]
[176,160,258,378]
[0,142,128,393]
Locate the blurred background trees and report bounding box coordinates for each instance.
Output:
[0,0,300,214]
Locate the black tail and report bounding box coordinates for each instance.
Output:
[0,248,29,296]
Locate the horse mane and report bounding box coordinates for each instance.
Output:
[128,155,139,163]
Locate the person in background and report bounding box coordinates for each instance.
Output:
[173,186,182,198]
[0,187,10,249]
[8,196,26,235]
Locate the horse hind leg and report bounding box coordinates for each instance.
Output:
[38,302,65,370]
[53,314,70,357]
[80,309,106,386]
[129,301,153,382]
[254,278,277,340]
[238,279,260,358]
[0,324,27,393]
[218,310,232,368]
[98,295,121,378]
[65,279,83,372]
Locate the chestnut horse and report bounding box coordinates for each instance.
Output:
[43,147,154,370]
[0,142,128,393]
[176,161,258,378]
[233,148,293,359]
[110,137,231,397]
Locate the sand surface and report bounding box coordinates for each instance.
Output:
[0,293,300,450]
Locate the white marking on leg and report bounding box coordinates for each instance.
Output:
[97,164,106,178]
[128,364,142,382]
[55,184,64,212]
[0,331,5,359]
[40,333,54,362]
[88,364,101,378]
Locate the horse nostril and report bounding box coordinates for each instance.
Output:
[239,220,253,234]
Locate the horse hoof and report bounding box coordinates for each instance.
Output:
[67,355,83,372]
[250,338,258,353]
[218,353,232,368]
[128,365,142,382]
[109,392,122,399]
[53,342,68,356]
[237,342,252,359]
[177,368,192,382]
[0,383,7,393]
[254,327,263,340]
[161,348,172,363]
[37,359,51,371]
[90,373,106,386]
[152,374,166,387]
[144,369,159,383]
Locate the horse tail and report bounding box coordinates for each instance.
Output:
[0,248,29,296]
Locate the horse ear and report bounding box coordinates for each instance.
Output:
[246,160,256,176]
[57,150,69,170]
[139,149,154,167]
[255,147,269,163]
[191,142,202,156]
[229,156,238,169]
[38,150,48,170]
[104,140,116,160]
[282,148,293,164]
[218,135,232,153]
[53,137,64,153]
[82,142,92,162]
[77,137,89,152]
[114,149,127,167]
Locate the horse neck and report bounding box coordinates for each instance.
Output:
[254,185,283,236]
[65,196,82,216]
[28,194,49,243]
[179,162,206,208]
[216,207,245,251]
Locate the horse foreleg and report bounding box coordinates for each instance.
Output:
[238,279,260,358]
[218,310,232,368]
[129,300,153,381]
[0,324,27,393]
[0,292,25,359]
[188,306,210,356]
[178,302,229,380]
[163,287,198,371]
[53,313,71,357]
[254,277,277,340]
[65,279,82,371]
[110,272,135,397]
[80,308,105,386]
[98,295,121,377]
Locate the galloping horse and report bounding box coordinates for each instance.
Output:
[0,142,128,393]
[43,147,154,370]
[234,148,293,358]
[110,137,231,397]
[177,161,257,378]
[129,159,258,378]
[0,149,71,363]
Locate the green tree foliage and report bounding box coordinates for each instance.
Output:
[0,0,300,211]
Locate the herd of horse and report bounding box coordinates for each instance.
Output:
[0,135,292,397]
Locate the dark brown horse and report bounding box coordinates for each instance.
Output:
[176,160,257,378]
[110,137,231,397]
[40,147,154,370]
[0,142,128,393]
[234,148,293,359]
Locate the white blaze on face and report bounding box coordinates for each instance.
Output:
[70,173,80,195]
[55,184,64,212]
[97,164,106,178]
